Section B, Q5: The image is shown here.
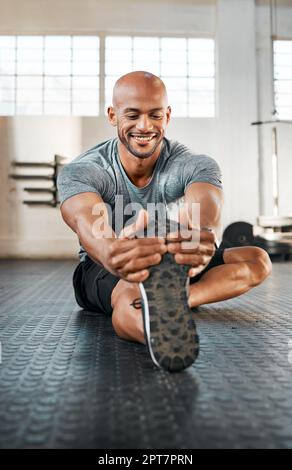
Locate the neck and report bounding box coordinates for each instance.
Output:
[117,140,163,187]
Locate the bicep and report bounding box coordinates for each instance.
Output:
[185,182,224,240]
[185,182,224,206]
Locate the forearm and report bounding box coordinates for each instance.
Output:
[185,182,223,243]
[60,192,115,266]
[75,213,114,265]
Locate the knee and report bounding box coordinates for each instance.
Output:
[250,247,272,286]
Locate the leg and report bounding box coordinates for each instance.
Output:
[188,246,272,308]
[111,279,145,344]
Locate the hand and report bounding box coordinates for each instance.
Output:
[166,227,216,277]
[99,210,167,283]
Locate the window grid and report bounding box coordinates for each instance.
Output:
[0,35,100,116]
[105,35,215,118]
[0,34,215,117]
[273,40,292,120]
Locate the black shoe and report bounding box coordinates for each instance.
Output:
[138,219,199,372]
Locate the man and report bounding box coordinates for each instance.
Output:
[57,71,272,372]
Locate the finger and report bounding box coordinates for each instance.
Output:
[174,253,212,266]
[199,229,216,243]
[168,241,214,256]
[111,243,167,268]
[110,237,166,257]
[167,242,200,254]
[119,209,149,239]
[166,229,194,242]
[121,253,162,274]
[188,265,206,277]
[124,269,150,283]
[166,230,215,248]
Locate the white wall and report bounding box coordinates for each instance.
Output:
[0,0,216,35]
[0,0,292,258]
[0,117,82,257]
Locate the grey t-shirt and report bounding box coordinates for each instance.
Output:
[57,137,222,260]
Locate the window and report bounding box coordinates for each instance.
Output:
[0,34,215,117]
[0,35,100,116]
[105,36,215,117]
[274,40,292,119]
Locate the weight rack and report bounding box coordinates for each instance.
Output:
[9,155,67,207]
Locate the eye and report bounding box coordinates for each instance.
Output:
[151,114,163,119]
[126,114,138,120]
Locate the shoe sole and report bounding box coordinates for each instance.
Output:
[139,252,199,372]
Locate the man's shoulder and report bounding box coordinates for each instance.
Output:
[71,138,117,169]
[165,138,222,183]
[166,138,213,163]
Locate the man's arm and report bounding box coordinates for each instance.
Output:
[185,182,224,244]
[61,192,114,265]
[167,182,224,277]
[60,192,167,282]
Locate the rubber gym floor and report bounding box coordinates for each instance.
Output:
[0,259,291,449]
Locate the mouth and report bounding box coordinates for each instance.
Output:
[129,133,157,145]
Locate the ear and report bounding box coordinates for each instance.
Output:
[166,106,171,124]
[107,106,117,126]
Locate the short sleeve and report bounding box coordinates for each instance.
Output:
[57,161,115,205]
[183,154,223,191]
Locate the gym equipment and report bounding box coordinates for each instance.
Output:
[222,221,254,248]
[251,120,292,259]
[9,155,67,207]
[222,220,292,260]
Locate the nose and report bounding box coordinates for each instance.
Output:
[136,114,153,132]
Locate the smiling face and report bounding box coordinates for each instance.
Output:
[108,72,171,160]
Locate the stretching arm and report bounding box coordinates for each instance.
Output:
[60,192,114,265]
[185,182,224,245]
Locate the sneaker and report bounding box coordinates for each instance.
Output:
[137,219,199,372]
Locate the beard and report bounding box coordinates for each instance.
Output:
[117,129,164,159]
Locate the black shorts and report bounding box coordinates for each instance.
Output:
[73,248,225,316]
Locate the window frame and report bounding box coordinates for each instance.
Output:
[0,34,100,116]
[104,32,217,118]
[0,32,217,118]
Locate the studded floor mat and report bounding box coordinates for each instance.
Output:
[0,259,292,449]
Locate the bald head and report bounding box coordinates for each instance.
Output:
[112,71,168,108]
[108,71,171,160]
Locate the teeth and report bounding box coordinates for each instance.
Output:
[132,135,154,142]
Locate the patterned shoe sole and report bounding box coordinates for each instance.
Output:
[139,252,199,372]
